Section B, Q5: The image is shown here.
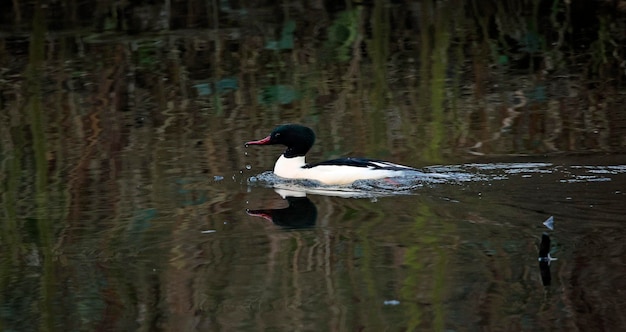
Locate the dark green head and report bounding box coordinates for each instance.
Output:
[246,124,316,158]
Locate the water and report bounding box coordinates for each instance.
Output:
[7,152,626,331]
[2,1,626,331]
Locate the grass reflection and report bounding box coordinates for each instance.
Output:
[25,3,56,331]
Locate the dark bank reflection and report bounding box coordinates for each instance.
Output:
[538,216,558,287]
[247,189,318,229]
[538,233,554,287]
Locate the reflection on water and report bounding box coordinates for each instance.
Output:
[247,189,317,228]
[2,0,626,330]
[243,163,626,330]
[538,232,555,287]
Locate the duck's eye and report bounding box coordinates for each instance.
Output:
[275,132,281,137]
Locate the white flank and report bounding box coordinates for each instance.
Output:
[273,155,406,185]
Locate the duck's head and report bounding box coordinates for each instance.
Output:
[245,124,315,157]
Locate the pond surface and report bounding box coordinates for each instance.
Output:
[2,1,626,331]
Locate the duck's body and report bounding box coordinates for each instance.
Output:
[246,124,426,185]
[273,155,417,185]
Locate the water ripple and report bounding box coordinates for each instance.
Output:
[247,163,626,198]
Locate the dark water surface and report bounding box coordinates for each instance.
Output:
[2,1,626,331]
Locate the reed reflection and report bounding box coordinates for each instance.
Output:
[247,189,317,229]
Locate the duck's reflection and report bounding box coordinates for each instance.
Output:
[247,189,317,228]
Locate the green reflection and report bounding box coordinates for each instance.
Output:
[425,3,451,163]
[368,0,390,155]
[326,9,359,62]
[26,4,55,331]
[401,203,451,331]
[356,202,386,330]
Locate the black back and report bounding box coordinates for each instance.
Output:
[303,157,416,171]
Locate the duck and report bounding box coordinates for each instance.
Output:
[245,124,427,185]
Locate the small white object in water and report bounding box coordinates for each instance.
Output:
[246,164,252,170]
[543,216,554,230]
[201,230,216,234]
[383,300,400,306]
[538,253,558,263]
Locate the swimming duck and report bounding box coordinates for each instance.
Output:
[245,124,422,185]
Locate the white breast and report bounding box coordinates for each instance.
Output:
[273,155,307,178]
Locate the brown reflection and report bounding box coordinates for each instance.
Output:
[566,230,626,331]
[26,4,56,331]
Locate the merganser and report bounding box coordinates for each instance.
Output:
[245,124,421,185]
